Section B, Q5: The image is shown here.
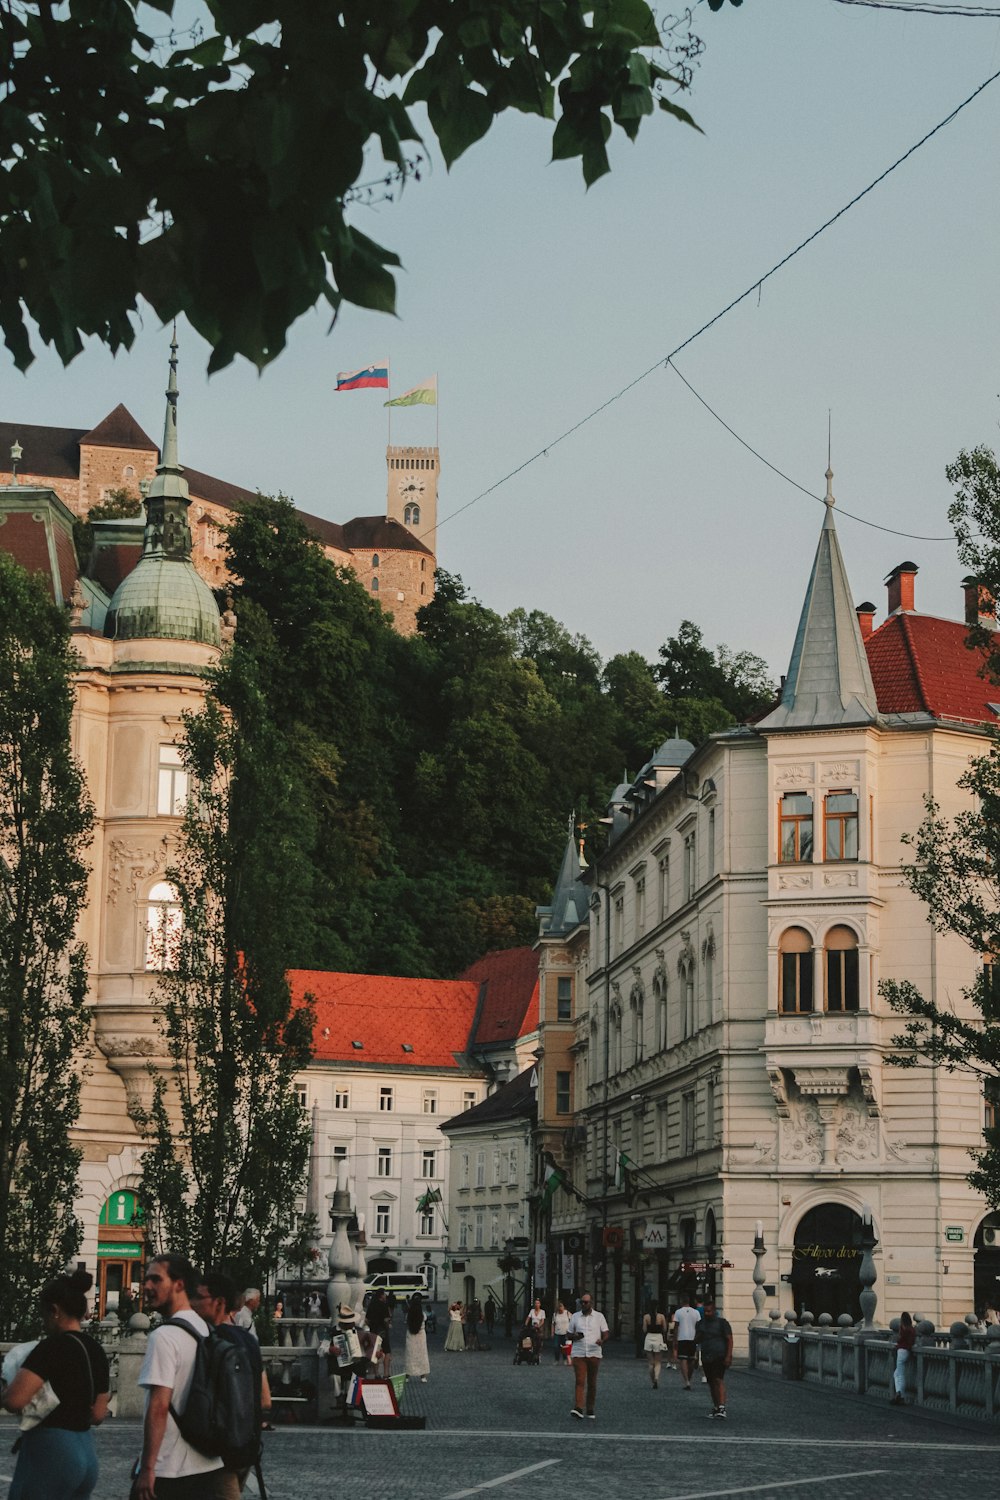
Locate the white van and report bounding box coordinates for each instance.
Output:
[363,1270,430,1300]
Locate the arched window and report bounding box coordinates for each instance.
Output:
[678,955,696,1038]
[654,974,668,1051]
[124,465,135,480]
[145,881,182,970]
[779,927,813,1013]
[779,793,813,862]
[825,925,860,1011]
[631,984,645,1065]
[372,553,380,568]
[404,503,421,526]
[371,577,379,593]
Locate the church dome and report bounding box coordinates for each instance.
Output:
[105,557,220,646]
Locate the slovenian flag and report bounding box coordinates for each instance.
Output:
[336,363,389,391]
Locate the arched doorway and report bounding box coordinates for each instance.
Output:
[367,1255,398,1273]
[974,1213,1000,1317]
[792,1203,864,1322]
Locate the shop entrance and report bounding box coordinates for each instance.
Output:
[96,1190,146,1318]
[792,1203,864,1322]
[974,1213,1000,1317]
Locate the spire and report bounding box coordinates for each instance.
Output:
[758,469,878,731]
[141,329,192,562]
[537,817,588,936]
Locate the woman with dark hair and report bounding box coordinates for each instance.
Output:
[642,1300,669,1388]
[891,1311,916,1405]
[2,1268,110,1499]
[404,1293,430,1381]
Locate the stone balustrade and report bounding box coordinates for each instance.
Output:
[749,1313,1000,1422]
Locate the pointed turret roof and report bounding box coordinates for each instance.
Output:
[80,404,157,452]
[759,469,877,731]
[537,818,588,937]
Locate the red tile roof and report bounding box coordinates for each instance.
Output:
[80,404,157,452]
[866,612,998,726]
[460,948,540,1048]
[289,970,479,1068]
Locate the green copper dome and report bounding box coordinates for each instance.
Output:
[105,557,221,646]
[103,334,221,649]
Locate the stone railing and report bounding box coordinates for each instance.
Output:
[749,1312,1000,1423]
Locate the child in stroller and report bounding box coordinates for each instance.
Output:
[513,1315,541,1365]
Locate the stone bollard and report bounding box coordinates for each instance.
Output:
[115,1313,150,1419]
[837,1313,854,1335]
[949,1320,971,1350]
[915,1320,935,1347]
[800,1310,814,1329]
[817,1313,833,1328]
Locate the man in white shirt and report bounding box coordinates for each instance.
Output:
[233,1288,261,1339]
[566,1291,609,1420]
[135,1253,223,1499]
[670,1296,702,1391]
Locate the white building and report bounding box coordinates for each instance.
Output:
[540,477,1000,1347]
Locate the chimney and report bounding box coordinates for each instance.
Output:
[856,601,877,642]
[885,561,918,615]
[963,575,996,631]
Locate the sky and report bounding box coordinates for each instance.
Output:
[4,0,1000,681]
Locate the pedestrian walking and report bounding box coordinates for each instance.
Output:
[484,1295,496,1336]
[444,1302,466,1352]
[890,1311,915,1405]
[566,1291,609,1420]
[405,1294,431,1382]
[191,1270,269,1498]
[642,1300,669,1388]
[135,1252,224,1498]
[367,1288,393,1375]
[670,1296,701,1391]
[464,1302,481,1351]
[552,1302,571,1364]
[233,1287,261,1340]
[695,1297,733,1419]
[2,1269,110,1500]
[527,1298,546,1359]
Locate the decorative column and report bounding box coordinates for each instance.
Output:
[752,1221,768,1323]
[858,1202,879,1330]
[326,1161,354,1315]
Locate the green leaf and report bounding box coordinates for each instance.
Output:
[429,88,494,167]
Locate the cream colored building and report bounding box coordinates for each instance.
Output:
[535,476,999,1347]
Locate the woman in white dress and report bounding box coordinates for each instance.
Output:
[405,1294,431,1380]
[444,1301,466,1352]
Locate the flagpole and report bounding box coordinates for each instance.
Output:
[387,360,392,447]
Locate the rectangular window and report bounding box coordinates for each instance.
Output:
[474,1210,485,1249]
[422,1090,438,1115]
[556,976,573,1022]
[294,1083,307,1109]
[656,989,667,1051]
[379,1086,394,1113]
[460,1153,469,1189]
[614,896,624,954]
[475,1150,485,1187]
[684,833,697,902]
[463,1090,477,1111]
[419,1209,435,1236]
[332,1144,348,1166]
[781,951,814,1014]
[658,855,669,922]
[334,1087,350,1110]
[682,1091,696,1156]
[492,1148,501,1186]
[157,744,189,816]
[375,1203,391,1236]
[984,962,1000,1020]
[635,876,646,934]
[376,1146,393,1177]
[824,791,859,861]
[826,948,860,1012]
[422,1148,437,1179]
[706,1076,716,1144]
[556,1070,571,1115]
[490,1212,500,1248]
[656,1101,669,1159]
[779,793,813,862]
[508,1145,518,1184]
[459,1216,469,1249]
[986,1079,999,1137]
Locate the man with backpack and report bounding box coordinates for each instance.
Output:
[192,1272,267,1498]
[136,1253,223,1498]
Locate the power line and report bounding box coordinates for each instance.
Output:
[833,2,1000,16]
[666,359,956,541]
[421,63,1000,545]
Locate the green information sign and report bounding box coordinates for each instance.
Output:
[944,1226,965,1243]
[97,1242,143,1258]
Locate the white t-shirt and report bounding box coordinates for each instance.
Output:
[567,1308,609,1358]
[672,1305,701,1342]
[553,1310,571,1336]
[138,1310,223,1478]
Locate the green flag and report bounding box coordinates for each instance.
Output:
[384,375,437,407]
[540,1162,567,1213]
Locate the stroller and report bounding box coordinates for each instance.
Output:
[513,1328,540,1365]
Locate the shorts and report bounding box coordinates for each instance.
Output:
[676,1340,697,1359]
[702,1356,727,1382]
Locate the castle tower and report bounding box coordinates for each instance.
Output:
[386,445,439,542]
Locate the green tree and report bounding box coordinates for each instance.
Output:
[655,619,774,726]
[137,645,315,1285]
[0,1,742,372]
[0,555,94,1336]
[72,484,143,569]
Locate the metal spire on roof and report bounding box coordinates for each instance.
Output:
[758,461,877,732]
[160,324,181,476]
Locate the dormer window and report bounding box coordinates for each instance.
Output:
[824,791,858,861]
[779,793,813,862]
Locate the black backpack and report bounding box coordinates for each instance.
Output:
[164,1318,261,1471]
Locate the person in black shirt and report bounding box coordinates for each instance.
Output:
[2,1268,110,1499]
[192,1271,270,1499]
[695,1297,734,1420]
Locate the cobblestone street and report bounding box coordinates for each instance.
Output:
[3,1320,993,1500]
